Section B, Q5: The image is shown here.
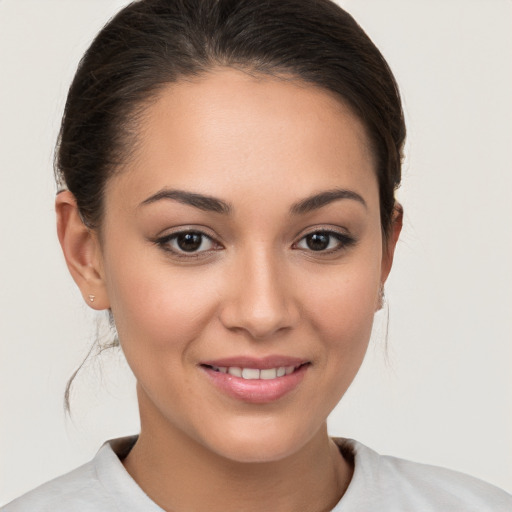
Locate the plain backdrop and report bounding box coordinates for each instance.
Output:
[1,0,511,505]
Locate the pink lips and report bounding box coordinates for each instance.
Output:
[200,356,310,404]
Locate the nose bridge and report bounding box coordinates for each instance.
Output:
[220,244,298,338]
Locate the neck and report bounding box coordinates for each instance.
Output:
[123,394,353,512]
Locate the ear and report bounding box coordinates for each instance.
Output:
[56,190,110,310]
[380,203,403,284]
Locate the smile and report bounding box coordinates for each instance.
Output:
[200,359,310,403]
[207,365,299,380]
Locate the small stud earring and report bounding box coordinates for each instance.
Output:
[88,294,96,303]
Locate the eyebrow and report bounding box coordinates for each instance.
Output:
[140,187,366,215]
[140,189,231,214]
[290,188,367,215]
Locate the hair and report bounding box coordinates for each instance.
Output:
[59,0,406,410]
[56,0,405,236]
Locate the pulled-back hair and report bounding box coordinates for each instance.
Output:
[56,0,405,236]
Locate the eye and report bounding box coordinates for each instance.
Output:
[156,230,218,255]
[295,230,354,252]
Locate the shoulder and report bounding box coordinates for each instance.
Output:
[0,458,108,512]
[0,436,161,512]
[334,438,512,511]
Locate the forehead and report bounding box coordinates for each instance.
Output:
[108,68,378,210]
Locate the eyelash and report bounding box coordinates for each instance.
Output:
[153,228,356,258]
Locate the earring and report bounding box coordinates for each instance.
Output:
[88,294,96,303]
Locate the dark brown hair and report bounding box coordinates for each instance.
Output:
[56,0,405,236]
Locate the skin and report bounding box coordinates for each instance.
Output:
[57,68,401,512]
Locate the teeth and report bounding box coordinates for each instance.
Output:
[211,365,301,379]
[242,368,260,380]
[260,368,277,380]
[227,367,242,377]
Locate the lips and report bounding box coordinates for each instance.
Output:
[200,356,310,403]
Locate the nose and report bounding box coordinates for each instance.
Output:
[219,248,300,339]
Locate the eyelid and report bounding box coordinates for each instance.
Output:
[293,224,352,242]
[154,224,219,240]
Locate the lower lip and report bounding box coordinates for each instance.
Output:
[201,365,309,404]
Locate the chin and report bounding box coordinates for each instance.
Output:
[211,439,302,464]
[196,418,321,464]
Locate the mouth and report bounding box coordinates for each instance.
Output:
[200,357,310,403]
[202,363,307,380]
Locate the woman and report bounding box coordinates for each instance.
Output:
[2,0,511,510]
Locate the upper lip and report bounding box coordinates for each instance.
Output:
[200,355,308,370]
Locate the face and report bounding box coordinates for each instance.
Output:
[95,69,395,462]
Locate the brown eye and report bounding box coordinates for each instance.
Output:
[156,230,217,255]
[305,232,330,251]
[295,230,355,253]
[176,232,204,252]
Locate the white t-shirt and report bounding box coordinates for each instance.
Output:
[2,436,511,511]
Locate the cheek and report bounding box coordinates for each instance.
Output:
[103,250,220,359]
[306,260,381,341]
[315,278,377,337]
[302,272,379,416]
[300,246,382,386]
